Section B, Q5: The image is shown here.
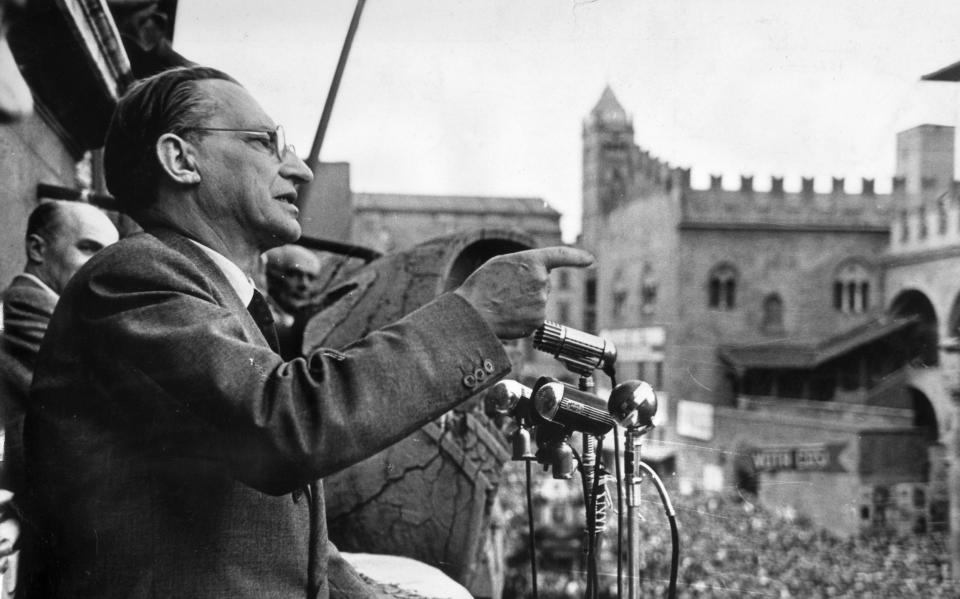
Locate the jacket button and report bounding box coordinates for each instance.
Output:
[474,368,486,382]
[462,374,477,388]
[483,359,495,373]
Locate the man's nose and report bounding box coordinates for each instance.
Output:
[281,152,314,185]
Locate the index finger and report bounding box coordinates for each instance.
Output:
[523,246,594,271]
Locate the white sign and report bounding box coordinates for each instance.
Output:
[600,327,665,362]
[676,400,714,441]
[703,464,725,492]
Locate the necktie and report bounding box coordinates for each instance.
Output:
[247,289,280,353]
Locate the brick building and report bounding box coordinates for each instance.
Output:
[580,86,954,535]
[298,164,583,383]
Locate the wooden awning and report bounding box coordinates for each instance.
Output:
[718,317,917,371]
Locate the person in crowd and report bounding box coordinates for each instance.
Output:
[0,201,117,598]
[264,244,323,320]
[19,65,593,598]
[0,201,119,456]
[263,243,324,358]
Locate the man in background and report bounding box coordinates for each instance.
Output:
[263,244,324,358]
[0,200,118,491]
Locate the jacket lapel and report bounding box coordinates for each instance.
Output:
[147,228,265,347]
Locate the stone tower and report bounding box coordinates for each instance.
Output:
[895,124,955,196]
[581,85,635,252]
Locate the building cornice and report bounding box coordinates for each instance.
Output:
[678,221,889,234]
[882,244,960,267]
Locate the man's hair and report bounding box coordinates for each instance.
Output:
[103,65,239,213]
[25,201,66,242]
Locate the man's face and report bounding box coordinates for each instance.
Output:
[37,204,119,294]
[265,245,322,312]
[191,80,313,253]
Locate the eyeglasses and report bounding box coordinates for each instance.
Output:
[183,125,295,160]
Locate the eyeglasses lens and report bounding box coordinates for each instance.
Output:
[275,125,287,159]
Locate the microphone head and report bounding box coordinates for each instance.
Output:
[533,321,617,377]
[485,379,532,415]
[608,380,657,427]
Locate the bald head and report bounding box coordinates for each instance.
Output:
[25,201,119,294]
[264,244,322,313]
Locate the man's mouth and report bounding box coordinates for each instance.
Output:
[275,192,297,205]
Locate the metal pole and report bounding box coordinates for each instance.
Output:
[625,427,643,599]
[299,0,367,207]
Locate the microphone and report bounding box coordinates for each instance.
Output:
[485,379,533,417]
[531,377,617,437]
[533,321,617,377]
[608,380,658,429]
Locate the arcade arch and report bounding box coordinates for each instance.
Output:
[890,289,940,367]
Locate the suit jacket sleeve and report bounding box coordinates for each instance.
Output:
[2,279,56,368]
[64,243,510,495]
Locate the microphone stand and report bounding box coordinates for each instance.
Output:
[576,375,595,599]
[624,425,646,599]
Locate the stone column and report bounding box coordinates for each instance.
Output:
[939,350,960,579]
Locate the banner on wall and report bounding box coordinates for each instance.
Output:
[749,442,848,473]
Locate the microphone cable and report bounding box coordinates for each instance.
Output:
[606,371,624,599]
[525,459,540,599]
[638,461,679,599]
[586,435,607,599]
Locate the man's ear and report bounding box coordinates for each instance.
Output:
[156,133,202,185]
[25,233,47,265]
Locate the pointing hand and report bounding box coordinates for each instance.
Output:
[454,246,593,339]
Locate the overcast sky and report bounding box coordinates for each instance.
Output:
[173,0,960,242]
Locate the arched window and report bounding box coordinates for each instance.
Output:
[640,261,658,315]
[833,261,872,314]
[708,264,737,310]
[612,267,628,318]
[938,196,948,235]
[602,168,627,214]
[761,293,784,334]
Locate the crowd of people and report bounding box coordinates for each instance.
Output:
[501,487,959,598]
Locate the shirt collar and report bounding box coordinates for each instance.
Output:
[186,239,256,306]
[19,272,59,301]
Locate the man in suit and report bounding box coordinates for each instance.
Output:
[0,200,117,597]
[21,65,592,598]
[263,244,324,359]
[0,201,119,438]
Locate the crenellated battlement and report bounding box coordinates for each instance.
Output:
[674,172,928,229]
[633,147,690,192]
[616,139,906,229]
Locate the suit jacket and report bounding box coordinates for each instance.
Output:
[0,275,58,492]
[20,229,510,599]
